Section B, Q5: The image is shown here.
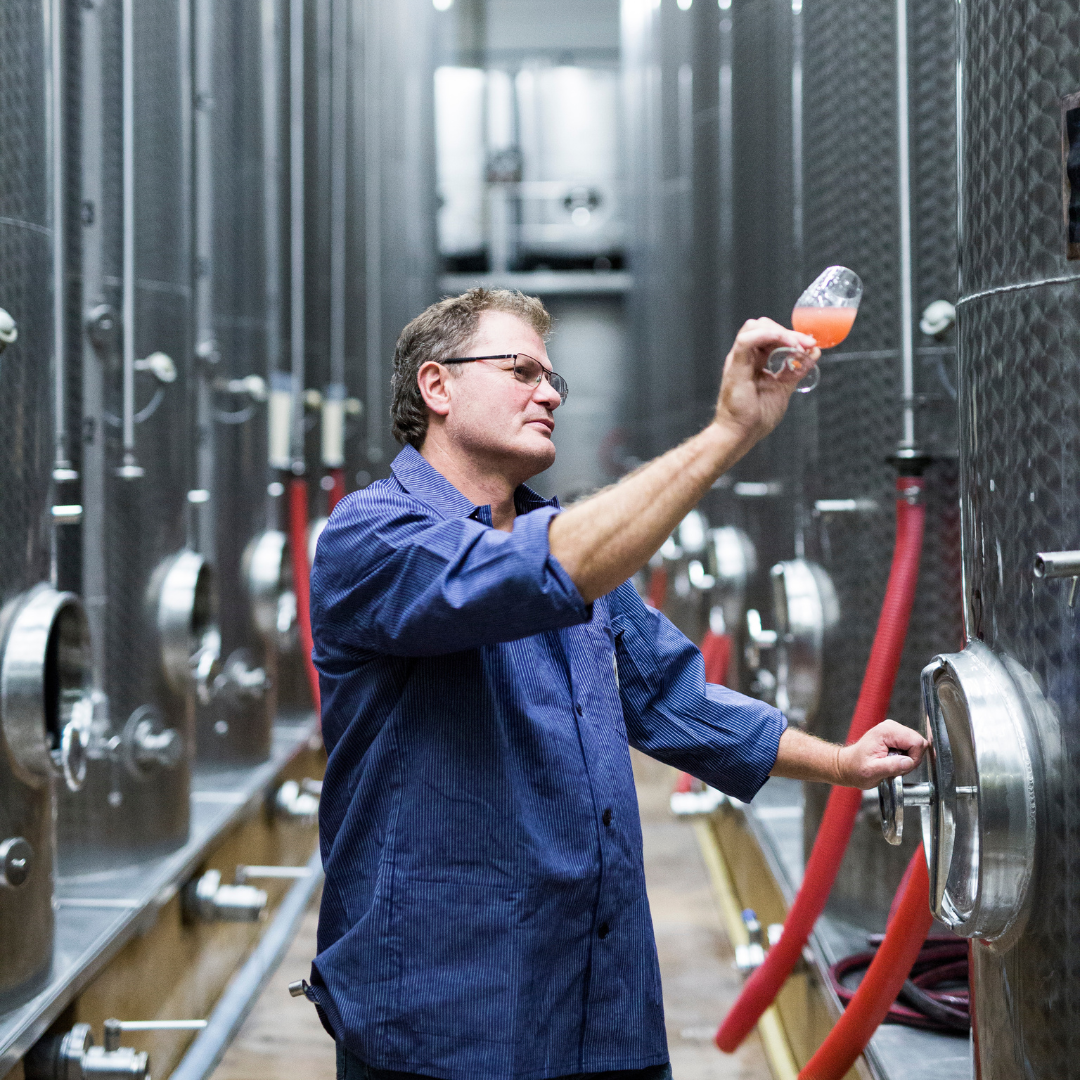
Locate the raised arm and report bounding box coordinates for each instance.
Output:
[549,318,817,603]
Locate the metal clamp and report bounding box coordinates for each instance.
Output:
[183,869,267,923]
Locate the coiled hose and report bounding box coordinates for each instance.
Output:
[829,937,968,1035]
[288,476,321,714]
[799,848,936,1079]
[716,476,926,1052]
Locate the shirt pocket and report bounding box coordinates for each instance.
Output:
[392,879,520,1044]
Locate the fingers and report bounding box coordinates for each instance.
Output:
[731,317,818,364]
[840,720,929,788]
[876,718,927,765]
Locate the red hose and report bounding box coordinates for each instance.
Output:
[647,565,668,611]
[798,848,934,1080]
[288,476,321,715]
[673,629,733,795]
[327,466,345,512]
[716,477,926,1052]
[700,629,733,686]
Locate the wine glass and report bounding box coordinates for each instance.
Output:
[766,266,862,393]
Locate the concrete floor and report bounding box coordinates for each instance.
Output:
[211,754,771,1080]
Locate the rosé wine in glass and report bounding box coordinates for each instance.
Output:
[767,266,862,393]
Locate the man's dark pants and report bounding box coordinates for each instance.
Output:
[336,1045,673,1080]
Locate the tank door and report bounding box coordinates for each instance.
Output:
[0,586,94,1002]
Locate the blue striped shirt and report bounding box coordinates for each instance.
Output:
[308,444,786,1080]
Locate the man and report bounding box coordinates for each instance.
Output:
[308,288,925,1080]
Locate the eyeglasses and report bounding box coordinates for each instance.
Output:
[440,353,569,405]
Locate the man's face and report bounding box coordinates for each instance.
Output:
[436,310,562,480]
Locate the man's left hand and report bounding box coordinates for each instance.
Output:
[837,720,928,789]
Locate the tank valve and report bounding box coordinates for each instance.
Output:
[133,351,177,383]
[744,609,778,699]
[274,779,320,823]
[0,837,33,888]
[877,774,934,845]
[669,785,725,817]
[182,868,267,923]
[919,299,955,338]
[214,374,268,401]
[1034,550,1080,606]
[26,1018,208,1079]
[214,652,270,703]
[0,307,17,353]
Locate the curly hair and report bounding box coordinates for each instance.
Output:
[390,287,552,448]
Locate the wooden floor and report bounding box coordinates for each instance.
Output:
[211,754,771,1080]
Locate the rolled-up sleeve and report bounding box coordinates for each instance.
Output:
[608,581,786,802]
[310,488,592,658]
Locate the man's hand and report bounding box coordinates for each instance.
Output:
[836,720,927,789]
[714,318,820,444]
[769,720,927,788]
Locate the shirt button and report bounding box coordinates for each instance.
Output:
[575,703,583,716]
[597,922,610,939]
[602,808,613,827]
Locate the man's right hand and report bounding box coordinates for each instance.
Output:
[714,317,819,446]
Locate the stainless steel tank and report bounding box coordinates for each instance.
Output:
[189,0,283,762]
[354,0,438,473]
[622,0,805,687]
[515,64,624,267]
[788,0,963,931]
[913,0,1080,1072]
[0,0,95,1005]
[57,0,197,871]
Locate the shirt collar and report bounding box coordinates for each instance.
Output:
[390,443,559,521]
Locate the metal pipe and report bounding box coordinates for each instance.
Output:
[790,0,803,280]
[79,0,108,681]
[289,0,305,472]
[717,6,734,348]
[261,0,282,380]
[47,0,74,482]
[1033,551,1080,580]
[169,847,323,1080]
[894,0,915,451]
[118,0,142,479]
[329,0,346,391]
[364,0,383,465]
[193,0,215,558]
[325,0,348,471]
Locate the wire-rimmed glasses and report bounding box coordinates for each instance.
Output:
[765,266,863,393]
[441,353,569,405]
